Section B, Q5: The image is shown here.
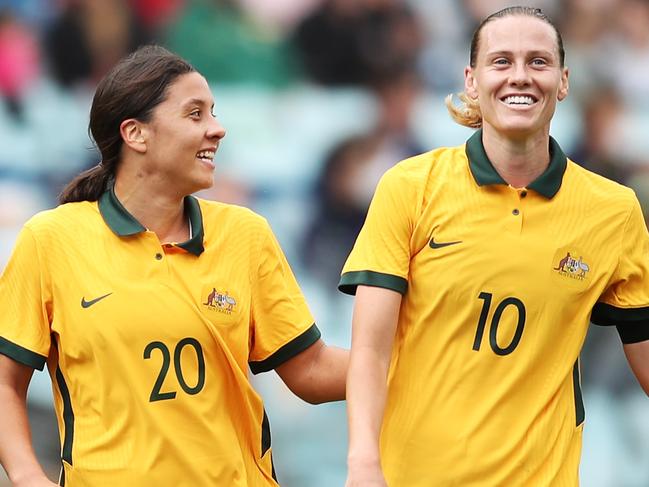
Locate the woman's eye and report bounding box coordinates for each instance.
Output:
[190,110,200,117]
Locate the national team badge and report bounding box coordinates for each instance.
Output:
[203,287,237,314]
[553,251,590,281]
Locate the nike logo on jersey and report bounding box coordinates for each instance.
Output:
[429,237,462,249]
[81,293,113,308]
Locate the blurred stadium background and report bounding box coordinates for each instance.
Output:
[1,0,648,485]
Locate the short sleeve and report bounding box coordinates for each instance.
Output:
[248,220,320,374]
[0,225,51,369]
[591,196,649,343]
[338,166,414,296]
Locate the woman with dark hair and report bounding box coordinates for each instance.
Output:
[0,45,347,486]
[341,7,649,486]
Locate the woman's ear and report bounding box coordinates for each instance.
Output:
[557,67,569,101]
[464,66,479,100]
[120,119,147,154]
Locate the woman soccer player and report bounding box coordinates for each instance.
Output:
[341,6,649,486]
[0,45,347,486]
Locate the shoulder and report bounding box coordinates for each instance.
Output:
[196,198,271,235]
[565,160,637,205]
[381,144,465,190]
[376,145,466,214]
[24,201,99,238]
[390,145,465,177]
[563,161,642,230]
[197,198,265,223]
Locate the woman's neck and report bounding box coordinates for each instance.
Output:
[481,125,551,188]
[113,176,189,243]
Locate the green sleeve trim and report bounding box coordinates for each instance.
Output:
[615,324,649,344]
[591,303,649,344]
[249,324,321,375]
[338,270,408,296]
[591,302,649,324]
[0,336,46,370]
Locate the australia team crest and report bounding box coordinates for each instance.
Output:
[553,251,590,281]
[203,287,237,314]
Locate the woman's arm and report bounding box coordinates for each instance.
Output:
[623,340,649,396]
[345,285,401,487]
[0,355,57,487]
[275,339,348,404]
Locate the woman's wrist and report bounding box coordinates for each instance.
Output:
[347,451,381,470]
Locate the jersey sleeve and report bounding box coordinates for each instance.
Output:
[338,165,415,296]
[248,220,320,374]
[0,225,51,369]
[591,196,649,343]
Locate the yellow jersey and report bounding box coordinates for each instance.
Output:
[0,186,320,486]
[339,130,649,486]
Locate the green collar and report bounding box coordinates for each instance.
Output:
[465,129,567,199]
[98,185,205,256]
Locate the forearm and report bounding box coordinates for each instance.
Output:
[346,285,401,470]
[346,345,389,468]
[0,384,48,485]
[0,355,51,486]
[276,341,348,404]
[305,343,348,404]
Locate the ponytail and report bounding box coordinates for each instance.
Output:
[58,163,113,204]
[445,93,482,129]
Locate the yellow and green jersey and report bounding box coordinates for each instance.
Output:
[0,186,320,486]
[339,130,649,486]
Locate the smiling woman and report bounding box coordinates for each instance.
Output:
[0,45,348,487]
[342,6,649,487]
[112,70,225,206]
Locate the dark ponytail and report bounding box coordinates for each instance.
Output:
[58,164,113,204]
[58,45,195,204]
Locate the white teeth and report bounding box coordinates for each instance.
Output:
[197,150,215,160]
[504,95,534,105]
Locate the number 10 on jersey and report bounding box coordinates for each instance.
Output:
[472,292,526,356]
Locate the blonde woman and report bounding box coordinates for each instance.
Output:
[341,6,649,486]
